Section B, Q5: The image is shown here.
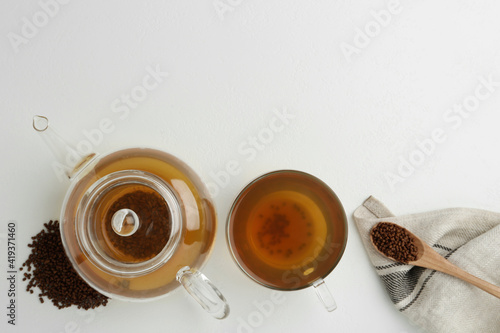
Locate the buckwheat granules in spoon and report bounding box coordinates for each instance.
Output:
[370,222,419,264]
[20,220,109,310]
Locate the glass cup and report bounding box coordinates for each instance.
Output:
[226,170,347,311]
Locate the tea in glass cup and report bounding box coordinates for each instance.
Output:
[226,170,347,311]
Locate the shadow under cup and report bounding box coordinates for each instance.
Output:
[226,170,347,310]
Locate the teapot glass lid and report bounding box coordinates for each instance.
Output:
[76,170,184,277]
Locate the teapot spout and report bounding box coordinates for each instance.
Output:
[33,115,97,181]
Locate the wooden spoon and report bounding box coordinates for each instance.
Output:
[370,222,500,299]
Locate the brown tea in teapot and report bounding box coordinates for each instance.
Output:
[60,148,217,299]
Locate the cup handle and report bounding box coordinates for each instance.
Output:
[176,266,230,319]
[313,278,337,312]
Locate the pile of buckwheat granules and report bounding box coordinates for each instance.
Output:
[20,220,109,310]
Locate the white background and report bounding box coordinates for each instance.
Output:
[2,0,500,332]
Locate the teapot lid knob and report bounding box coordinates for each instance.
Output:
[111,208,140,237]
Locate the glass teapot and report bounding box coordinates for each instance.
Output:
[32,116,229,319]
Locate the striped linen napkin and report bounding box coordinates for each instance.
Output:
[353,196,500,333]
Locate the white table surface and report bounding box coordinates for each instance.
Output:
[2,1,500,332]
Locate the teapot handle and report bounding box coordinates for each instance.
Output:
[176,266,229,319]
